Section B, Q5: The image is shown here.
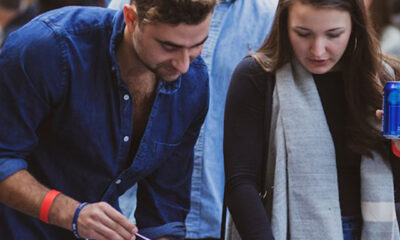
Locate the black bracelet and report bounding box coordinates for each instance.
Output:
[72,202,89,239]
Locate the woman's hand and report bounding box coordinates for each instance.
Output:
[376,109,400,151]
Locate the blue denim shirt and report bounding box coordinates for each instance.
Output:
[0,7,209,240]
[186,0,278,238]
[108,0,278,238]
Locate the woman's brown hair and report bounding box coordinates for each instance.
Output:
[367,0,393,38]
[253,0,400,156]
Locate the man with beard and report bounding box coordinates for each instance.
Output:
[109,0,278,239]
[0,0,215,239]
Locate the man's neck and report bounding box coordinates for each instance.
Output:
[117,28,157,96]
[0,8,19,29]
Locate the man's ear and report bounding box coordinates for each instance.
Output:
[123,4,138,33]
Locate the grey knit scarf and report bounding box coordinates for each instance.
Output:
[269,59,400,240]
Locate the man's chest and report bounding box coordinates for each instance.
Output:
[130,94,155,153]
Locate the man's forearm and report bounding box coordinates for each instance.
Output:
[0,169,80,230]
[0,169,138,239]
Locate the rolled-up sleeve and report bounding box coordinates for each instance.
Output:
[0,20,66,182]
[0,159,28,182]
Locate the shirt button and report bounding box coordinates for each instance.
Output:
[115,179,122,184]
[123,136,130,142]
[111,66,116,71]
[123,94,130,101]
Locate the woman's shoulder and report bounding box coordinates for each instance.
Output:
[233,56,275,82]
[235,56,271,73]
[229,56,275,99]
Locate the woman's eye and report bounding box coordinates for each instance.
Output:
[327,33,341,39]
[296,32,310,38]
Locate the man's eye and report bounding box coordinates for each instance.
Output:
[162,44,178,52]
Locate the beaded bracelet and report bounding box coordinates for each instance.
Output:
[72,202,89,239]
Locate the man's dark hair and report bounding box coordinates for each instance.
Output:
[0,0,21,10]
[132,0,217,25]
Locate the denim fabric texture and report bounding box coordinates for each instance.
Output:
[0,7,209,240]
[185,0,278,238]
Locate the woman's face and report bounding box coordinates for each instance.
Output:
[287,1,352,74]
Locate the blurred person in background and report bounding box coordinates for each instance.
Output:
[392,0,400,26]
[0,0,38,48]
[365,0,400,59]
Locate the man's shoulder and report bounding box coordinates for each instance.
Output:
[33,6,117,35]
[2,6,119,66]
[1,6,120,62]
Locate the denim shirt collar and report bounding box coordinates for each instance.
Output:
[108,10,182,95]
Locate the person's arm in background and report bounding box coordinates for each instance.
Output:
[0,18,136,240]
[224,57,274,239]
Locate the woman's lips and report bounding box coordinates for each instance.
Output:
[309,58,328,66]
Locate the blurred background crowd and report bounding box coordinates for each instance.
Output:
[3,0,400,53]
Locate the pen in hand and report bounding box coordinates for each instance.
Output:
[135,232,152,240]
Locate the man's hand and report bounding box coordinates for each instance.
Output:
[376,109,400,150]
[76,202,138,240]
[0,170,137,240]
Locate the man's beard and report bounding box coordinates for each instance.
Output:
[131,44,179,81]
[131,44,157,74]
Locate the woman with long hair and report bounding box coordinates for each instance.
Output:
[224,0,400,239]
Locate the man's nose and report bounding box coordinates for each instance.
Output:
[172,49,190,74]
[310,38,326,57]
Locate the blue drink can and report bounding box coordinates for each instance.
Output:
[383,81,400,139]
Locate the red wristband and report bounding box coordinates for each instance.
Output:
[392,142,400,158]
[40,190,61,223]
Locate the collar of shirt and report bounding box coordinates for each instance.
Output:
[108,10,182,95]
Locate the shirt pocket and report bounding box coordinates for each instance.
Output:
[152,140,181,153]
[145,140,181,171]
